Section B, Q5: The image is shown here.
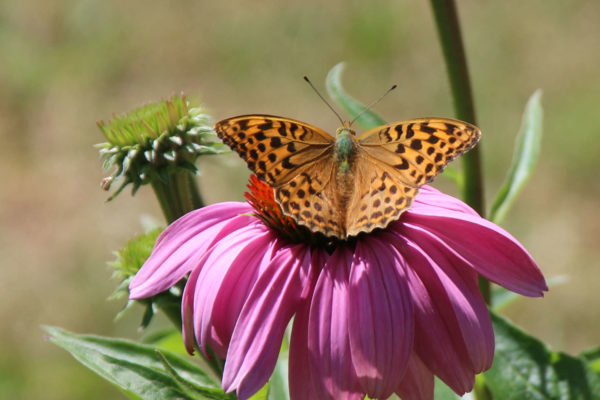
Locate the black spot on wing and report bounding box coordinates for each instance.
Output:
[277,124,288,137]
[419,123,437,134]
[257,121,273,131]
[445,123,457,135]
[405,124,415,139]
[395,159,409,170]
[394,125,404,140]
[281,157,296,169]
[255,131,267,141]
[270,137,283,148]
[382,127,392,142]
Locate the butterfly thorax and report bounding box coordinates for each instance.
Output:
[334,126,357,171]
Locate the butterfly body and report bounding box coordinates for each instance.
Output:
[333,123,357,172]
[215,114,481,239]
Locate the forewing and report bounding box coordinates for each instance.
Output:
[358,117,481,186]
[346,118,481,236]
[214,115,335,186]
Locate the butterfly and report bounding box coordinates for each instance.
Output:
[214,115,481,239]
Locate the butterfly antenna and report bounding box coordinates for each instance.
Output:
[303,75,345,126]
[349,84,398,126]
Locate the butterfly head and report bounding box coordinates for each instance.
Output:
[335,121,356,137]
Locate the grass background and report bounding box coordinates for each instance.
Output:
[1,0,599,398]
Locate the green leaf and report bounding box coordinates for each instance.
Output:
[44,326,232,400]
[267,334,290,400]
[489,90,543,224]
[325,62,387,130]
[485,312,600,399]
[491,275,568,312]
[434,377,464,400]
[142,328,189,355]
[248,384,269,400]
[580,347,600,375]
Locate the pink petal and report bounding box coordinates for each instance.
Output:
[392,230,493,395]
[181,263,202,354]
[289,289,317,400]
[401,208,547,296]
[348,238,413,399]
[188,225,276,357]
[222,245,312,400]
[403,213,548,297]
[413,186,479,216]
[288,249,327,400]
[395,352,434,400]
[130,202,254,298]
[307,249,364,400]
[404,225,495,371]
[209,238,281,352]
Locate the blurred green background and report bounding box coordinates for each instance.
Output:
[1,0,598,398]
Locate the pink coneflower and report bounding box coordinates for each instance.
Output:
[129,176,547,400]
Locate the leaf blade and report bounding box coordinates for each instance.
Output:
[44,326,230,400]
[485,313,600,399]
[325,62,387,130]
[489,90,543,223]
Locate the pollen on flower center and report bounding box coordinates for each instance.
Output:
[245,174,296,225]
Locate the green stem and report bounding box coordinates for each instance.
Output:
[429,0,491,306]
[154,294,183,330]
[151,171,204,224]
[149,173,224,377]
[151,180,179,224]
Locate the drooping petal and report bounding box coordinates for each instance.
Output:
[222,245,312,400]
[401,207,547,296]
[191,225,277,357]
[390,230,493,395]
[130,202,254,298]
[395,352,434,400]
[181,262,202,354]
[348,238,413,399]
[289,284,317,400]
[405,225,495,371]
[209,237,280,352]
[307,249,364,400]
[288,249,327,400]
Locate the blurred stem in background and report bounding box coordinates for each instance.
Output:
[429,0,490,306]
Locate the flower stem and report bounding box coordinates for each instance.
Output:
[429,0,490,306]
[151,171,204,224]
[153,293,183,329]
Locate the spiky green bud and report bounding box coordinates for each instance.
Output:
[97,93,226,201]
